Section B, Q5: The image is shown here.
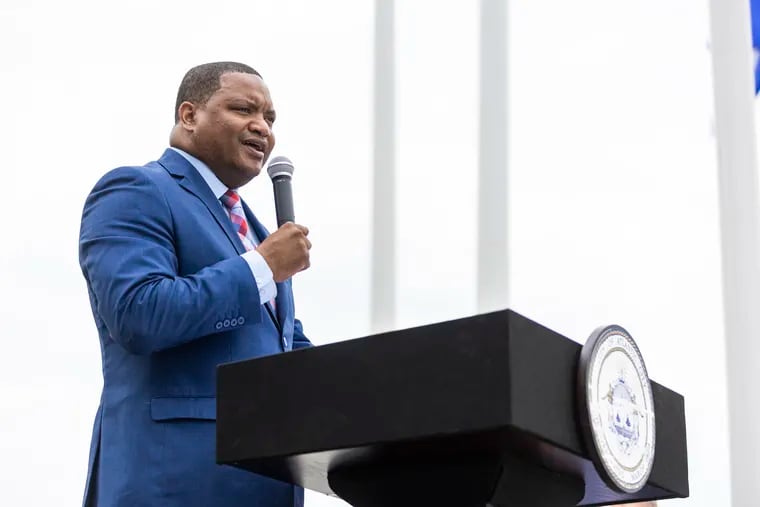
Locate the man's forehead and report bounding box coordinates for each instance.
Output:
[218,72,272,101]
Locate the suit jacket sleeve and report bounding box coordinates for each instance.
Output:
[79,166,264,355]
[292,318,312,350]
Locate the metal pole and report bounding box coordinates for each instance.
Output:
[371,0,397,332]
[709,0,760,503]
[478,0,510,313]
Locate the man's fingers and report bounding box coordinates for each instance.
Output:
[264,222,311,280]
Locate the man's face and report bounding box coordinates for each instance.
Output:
[189,72,276,188]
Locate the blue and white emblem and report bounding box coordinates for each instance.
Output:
[578,325,656,493]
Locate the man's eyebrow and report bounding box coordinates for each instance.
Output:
[229,98,274,111]
[226,97,276,119]
[228,98,259,106]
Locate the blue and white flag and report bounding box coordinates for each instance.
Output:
[751,0,760,92]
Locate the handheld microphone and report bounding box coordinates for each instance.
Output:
[267,156,295,227]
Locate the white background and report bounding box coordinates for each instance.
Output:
[0,1,736,505]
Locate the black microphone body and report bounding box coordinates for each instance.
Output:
[272,177,294,227]
[267,156,295,227]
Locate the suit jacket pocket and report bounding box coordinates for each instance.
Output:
[150,396,216,421]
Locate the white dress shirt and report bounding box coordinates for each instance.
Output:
[170,147,277,305]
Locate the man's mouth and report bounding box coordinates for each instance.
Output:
[242,138,266,157]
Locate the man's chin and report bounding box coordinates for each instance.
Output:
[238,156,263,174]
[249,164,263,178]
[239,151,265,174]
[237,163,262,185]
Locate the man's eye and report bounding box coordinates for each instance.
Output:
[235,107,251,113]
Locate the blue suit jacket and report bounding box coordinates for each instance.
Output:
[79,149,310,506]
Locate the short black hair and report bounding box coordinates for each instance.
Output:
[174,62,262,123]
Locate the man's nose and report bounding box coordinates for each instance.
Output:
[249,116,271,137]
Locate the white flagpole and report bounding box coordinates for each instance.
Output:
[478,0,510,313]
[709,0,760,503]
[371,0,397,332]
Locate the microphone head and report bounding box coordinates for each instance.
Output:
[267,156,294,180]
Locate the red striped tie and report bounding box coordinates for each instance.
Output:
[220,189,254,250]
[220,189,276,312]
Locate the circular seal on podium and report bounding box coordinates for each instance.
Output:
[577,325,656,493]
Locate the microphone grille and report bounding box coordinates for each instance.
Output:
[267,156,294,179]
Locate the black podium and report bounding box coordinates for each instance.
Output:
[216,309,688,506]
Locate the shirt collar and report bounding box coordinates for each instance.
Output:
[169,147,231,200]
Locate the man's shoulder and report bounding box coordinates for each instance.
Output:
[80,157,177,227]
[99,158,171,185]
[88,156,176,196]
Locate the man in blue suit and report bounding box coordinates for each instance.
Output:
[79,62,312,506]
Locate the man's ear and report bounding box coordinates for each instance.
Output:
[177,101,198,131]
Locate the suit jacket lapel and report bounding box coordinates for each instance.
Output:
[158,149,283,332]
[157,149,245,256]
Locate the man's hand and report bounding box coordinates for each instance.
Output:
[256,223,311,282]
